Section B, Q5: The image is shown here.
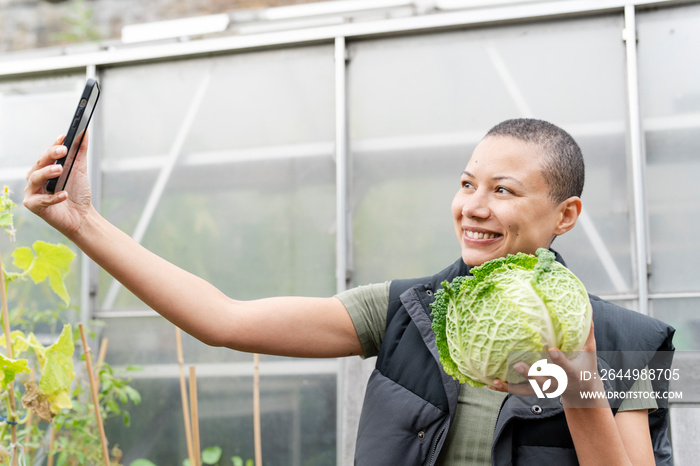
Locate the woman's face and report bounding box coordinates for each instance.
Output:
[452,136,576,267]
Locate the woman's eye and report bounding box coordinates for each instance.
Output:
[495,186,513,194]
[461,180,473,189]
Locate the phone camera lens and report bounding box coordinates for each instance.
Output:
[79,98,87,107]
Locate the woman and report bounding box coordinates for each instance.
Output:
[24,118,673,465]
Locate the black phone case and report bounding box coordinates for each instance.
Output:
[46,78,100,194]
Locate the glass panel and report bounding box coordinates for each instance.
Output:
[638,5,700,294]
[0,73,85,313]
[349,15,634,296]
[96,45,337,463]
[0,73,86,168]
[100,47,335,162]
[98,45,336,309]
[102,317,338,464]
[105,372,337,465]
[650,298,700,351]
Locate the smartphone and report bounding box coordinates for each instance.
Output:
[46,78,100,194]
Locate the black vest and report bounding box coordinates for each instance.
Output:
[354,255,675,466]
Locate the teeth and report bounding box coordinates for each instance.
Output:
[466,230,497,240]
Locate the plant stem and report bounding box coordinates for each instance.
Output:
[0,249,19,466]
[0,417,7,441]
[176,329,195,466]
[78,324,111,466]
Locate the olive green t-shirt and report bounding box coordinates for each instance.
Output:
[336,282,657,465]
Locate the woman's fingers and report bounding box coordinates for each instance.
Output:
[488,378,509,393]
[24,166,66,209]
[24,139,70,213]
[37,134,66,167]
[488,321,598,398]
[28,142,66,181]
[26,158,62,192]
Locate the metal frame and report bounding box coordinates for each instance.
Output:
[623,5,650,315]
[335,36,350,295]
[0,0,685,78]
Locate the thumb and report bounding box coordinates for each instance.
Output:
[24,191,67,215]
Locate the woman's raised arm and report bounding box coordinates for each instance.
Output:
[24,135,363,358]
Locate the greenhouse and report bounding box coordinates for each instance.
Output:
[0,0,698,464]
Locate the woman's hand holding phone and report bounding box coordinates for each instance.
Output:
[24,132,94,239]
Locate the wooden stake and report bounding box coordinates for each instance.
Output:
[95,337,109,378]
[23,409,32,455]
[189,365,201,466]
[0,251,18,466]
[78,324,111,466]
[253,353,262,466]
[177,329,195,466]
[47,427,57,466]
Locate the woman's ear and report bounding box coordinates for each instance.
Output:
[553,196,582,236]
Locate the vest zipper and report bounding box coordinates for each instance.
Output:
[428,422,448,466]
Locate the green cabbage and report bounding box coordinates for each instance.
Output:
[430,248,591,388]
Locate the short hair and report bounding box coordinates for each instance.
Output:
[485,118,585,203]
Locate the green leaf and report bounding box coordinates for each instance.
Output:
[11,247,34,271]
[202,446,222,464]
[0,330,29,358]
[26,332,47,367]
[101,376,114,392]
[131,460,158,466]
[0,353,30,389]
[39,324,76,413]
[0,212,12,228]
[106,399,119,414]
[231,457,243,466]
[11,241,76,304]
[125,385,142,405]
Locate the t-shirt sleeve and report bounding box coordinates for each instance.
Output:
[617,369,658,412]
[335,282,391,359]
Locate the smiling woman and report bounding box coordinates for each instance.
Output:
[24,108,674,465]
[341,120,668,466]
[451,129,582,267]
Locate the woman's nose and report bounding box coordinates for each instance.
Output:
[461,190,491,219]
